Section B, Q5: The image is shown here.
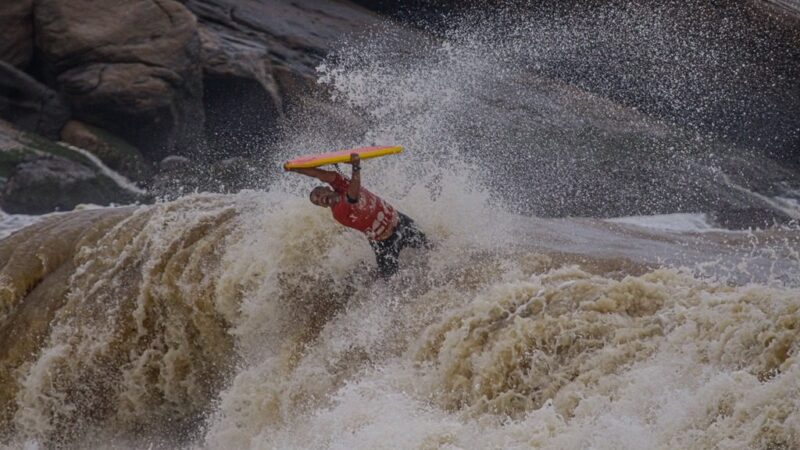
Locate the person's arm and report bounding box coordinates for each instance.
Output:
[346,153,361,203]
[286,167,338,184]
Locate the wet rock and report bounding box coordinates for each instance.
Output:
[2,0,407,170]
[187,0,394,158]
[0,0,34,68]
[197,19,284,158]
[0,155,139,214]
[60,120,153,182]
[1,120,38,181]
[0,61,70,140]
[149,155,200,198]
[34,0,205,159]
[710,207,796,230]
[1,119,78,179]
[759,0,800,20]
[212,156,257,192]
[1,119,149,213]
[196,23,282,100]
[188,0,382,78]
[149,155,264,200]
[159,155,193,172]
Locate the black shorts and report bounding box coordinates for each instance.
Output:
[369,213,430,277]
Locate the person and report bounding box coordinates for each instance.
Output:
[286,153,430,277]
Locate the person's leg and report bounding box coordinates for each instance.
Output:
[370,236,400,278]
[407,225,430,249]
[397,213,431,250]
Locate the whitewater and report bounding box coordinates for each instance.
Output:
[2,4,800,449]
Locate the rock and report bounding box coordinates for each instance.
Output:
[759,0,800,20]
[711,207,796,230]
[1,120,43,181]
[1,119,148,214]
[0,119,81,180]
[186,0,398,158]
[2,0,409,167]
[0,155,139,214]
[159,155,193,172]
[148,155,265,200]
[196,23,282,97]
[188,0,383,78]
[33,0,205,159]
[60,120,153,182]
[196,22,283,158]
[0,61,70,140]
[0,0,34,68]
[212,156,255,192]
[149,155,197,197]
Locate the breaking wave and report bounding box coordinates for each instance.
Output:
[1,185,798,449]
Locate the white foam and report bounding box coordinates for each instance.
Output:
[0,210,41,240]
[605,213,723,233]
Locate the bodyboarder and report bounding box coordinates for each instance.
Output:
[286,153,430,277]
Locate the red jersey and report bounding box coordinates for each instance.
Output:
[329,174,399,241]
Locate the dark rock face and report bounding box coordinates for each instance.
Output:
[0,155,139,214]
[21,0,390,162]
[202,73,281,159]
[0,61,70,140]
[187,0,387,157]
[0,0,394,215]
[196,19,285,158]
[711,207,795,230]
[33,0,205,159]
[446,73,799,224]
[0,0,34,69]
[159,155,193,172]
[149,154,264,199]
[60,120,154,182]
[0,119,147,212]
[760,0,800,19]
[188,0,381,77]
[0,0,795,227]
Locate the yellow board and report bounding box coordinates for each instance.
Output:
[284,145,403,170]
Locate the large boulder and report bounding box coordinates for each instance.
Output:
[197,24,283,158]
[0,119,146,214]
[148,154,264,199]
[188,0,384,78]
[33,0,205,159]
[759,0,800,19]
[0,119,75,181]
[0,61,70,140]
[187,0,394,157]
[0,0,34,68]
[0,155,140,214]
[60,120,154,182]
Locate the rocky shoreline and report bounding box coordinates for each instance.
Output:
[0,0,392,212]
[0,0,798,228]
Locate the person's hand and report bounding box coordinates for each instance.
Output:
[349,153,360,164]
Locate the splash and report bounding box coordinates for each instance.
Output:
[1,186,797,449]
[282,1,798,220]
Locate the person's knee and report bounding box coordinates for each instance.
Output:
[409,229,431,249]
[421,236,434,250]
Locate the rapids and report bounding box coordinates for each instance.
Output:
[2,2,800,449]
[1,191,798,449]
